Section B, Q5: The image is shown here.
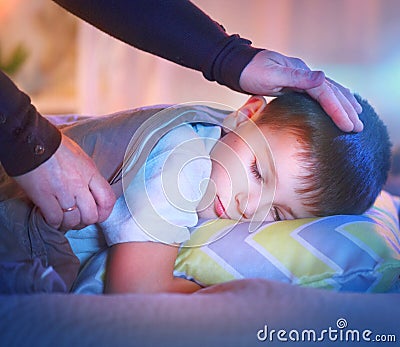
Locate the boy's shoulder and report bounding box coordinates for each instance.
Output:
[159,103,230,126]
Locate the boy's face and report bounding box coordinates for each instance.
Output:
[197,99,314,222]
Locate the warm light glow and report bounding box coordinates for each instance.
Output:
[0,0,22,21]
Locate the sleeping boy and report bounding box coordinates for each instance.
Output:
[101,93,391,294]
[0,92,391,294]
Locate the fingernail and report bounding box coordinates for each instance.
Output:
[355,119,364,132]
[349,119,363,133]
[343,121,354,132]
[310,71,324,81]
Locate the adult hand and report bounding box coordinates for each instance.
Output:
[14,134,116,231]
[239,50,363,132]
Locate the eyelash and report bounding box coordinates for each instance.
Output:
[250,160,263,182]
[272,206,281,221]
[250,159,280,221]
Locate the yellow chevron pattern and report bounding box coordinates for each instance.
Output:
[175,192,400,292]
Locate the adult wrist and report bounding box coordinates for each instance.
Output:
[203,34,262,93]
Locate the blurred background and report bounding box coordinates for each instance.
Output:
[0,0,399,144]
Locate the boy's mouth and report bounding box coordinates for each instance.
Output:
[215,195,229,218]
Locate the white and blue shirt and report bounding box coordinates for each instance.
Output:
[102,122,221,245]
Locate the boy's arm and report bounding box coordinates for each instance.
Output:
[104,241,201,294]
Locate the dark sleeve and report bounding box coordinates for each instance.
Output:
[53,0,261,92]
[0,70,62,176]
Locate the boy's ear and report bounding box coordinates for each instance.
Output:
[222,96,267,131]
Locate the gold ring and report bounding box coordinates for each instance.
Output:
[62,205,77,213]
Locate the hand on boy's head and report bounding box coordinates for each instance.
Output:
[306,77,364,133]
[239,49,363,133]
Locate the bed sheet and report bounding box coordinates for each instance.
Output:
[0,279,399,347]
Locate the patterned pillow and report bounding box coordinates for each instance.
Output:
[72,191,400,293]
[174,190,400,292]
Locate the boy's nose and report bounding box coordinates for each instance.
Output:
[235,191,273,221]
[235,192,257,220]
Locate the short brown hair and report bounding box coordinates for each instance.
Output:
[255,93,391,216]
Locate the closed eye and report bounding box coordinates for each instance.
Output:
[271,206,282,221]
[250,159,263,182]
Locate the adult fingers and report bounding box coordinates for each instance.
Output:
[306,80,363,132]
[76,186,99,226]
[60,205,81,231]
[287,67,326,91]
[239,50,326,95]
[326,77,362,113]
[239,50,363,132]
[269,65,326,92]
[89,173,116,223]
[38,195,64,229]
[59,174,113,230]
[258,66,326,95]
[327,79,363,132]
[326,77,363,128]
